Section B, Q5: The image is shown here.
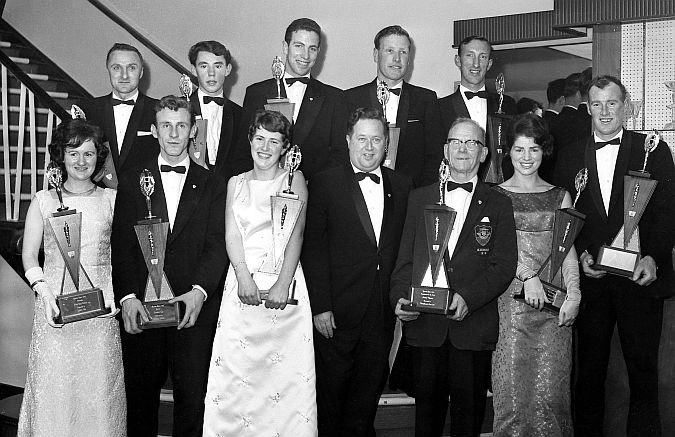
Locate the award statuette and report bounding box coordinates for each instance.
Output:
[377,80,401,170]
[70,104,119,189]
[180,74,208,169]
[485,73,513,184]
[257,145,305,305]
[45,164,111,324]
[514,168,588,314]
[133,169,182,328]
[264,56,295,123]
[401,160,457,315]
[596,131,660,276]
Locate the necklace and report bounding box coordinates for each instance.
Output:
[62,184,97,196]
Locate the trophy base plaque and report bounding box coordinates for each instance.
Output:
[139,300,182,329]
[383,125,400,170]
[265,99,295,124]
[513,281,566,315]
[54,287,110,324]
[595,245,639,277]
[401,285,455,315]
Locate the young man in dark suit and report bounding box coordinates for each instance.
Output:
[549,72,591,151]
[438,35,517,181]
[553,75,675,437]
[391,118,517,437]
[233,18,348,181]
[302,107,412,436]
[111,96,227,437]
[80,43,158,180]
[187,40,242,181]
[345,25,443,187]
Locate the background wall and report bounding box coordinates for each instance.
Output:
[4,0,554,104]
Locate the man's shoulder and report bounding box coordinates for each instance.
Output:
[311,165,347,186]
[382,167,413,190]
[245,78,275,93]
[438,89,461,104]
[405,82,438,100]
[310,77,343,96]
[344,81,372,97]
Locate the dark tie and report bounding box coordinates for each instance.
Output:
[355,172,380,184]
[389,88,401,96]
[286,76,310,86]
[594,137,621,149]
[446,181,473,192]
[464,90,488,100]
[111,98,135,106]
[203,96,225,106]
[160,165,186,174]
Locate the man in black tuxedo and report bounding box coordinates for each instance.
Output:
[550,72,591,151]
[345,25,443,187]
[187,40,242,180]
[111,96,227,437]
[391,118,517,436]
[553,76,675,437]
[302,108,412,436]
[232,18,348,181]
[438,35,517,181]
[540,77,566,182]
[80,43,158,181]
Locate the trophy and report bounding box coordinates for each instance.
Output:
[45,164,111,323]
[133,169,181,328]
[485,73,513,184]
[377,80,401,170]
[264,56,295,123]
[513,168,588,314]
[596,131,660,276]
[401,160,457,314]
[179,74,208,169]
[256,146,304,305]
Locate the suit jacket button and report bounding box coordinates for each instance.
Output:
[449,267,454,273]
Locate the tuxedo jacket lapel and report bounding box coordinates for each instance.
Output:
[584,138,608,221]
[368,80,381,112]
[215,101,235,165]
[452,182,488,258]
[450,91,470,119]
[103,94,120,167]
[345,166,377,247]
[608,134,633,216]
[294,79,325,146]
[396,83,410,139]
[119,93,147,168]
[378,170,394,250]
[190,93,203,117]
[487,92,500,115]
[169,163,208,244]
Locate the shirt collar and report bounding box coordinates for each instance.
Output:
[448,174,478,186]
[197,89,224,100]
[351,163,382,178]
[112,90,139,102]
[593,129,623,145]
[158,154,191,170]
[459,85,486,94]
[545,108,559,115]
[284,72,310,81]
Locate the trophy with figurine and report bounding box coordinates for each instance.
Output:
[180,74,208,169]
[264,56,295,123]
[377,80,401,170]
[485,73,513,184]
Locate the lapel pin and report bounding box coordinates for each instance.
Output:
[192,185,197,189]
[309,97,314,101]
[387,193,391,198]
[478,200,483,205]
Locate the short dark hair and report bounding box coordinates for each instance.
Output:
[588,75,627,101]
[448,117,486,144]
[457,35,492,57]
[153,95,195,127]
[247,110,292,151]
[106,43,143,66]
[546,78,566,104]
[374,25,411,49]
[504,113,554,157]
[580,66,593,96]
[188,40,232,66]
[48,119,108,182]
[346,107,388,143]
[285,18,322,46]
[563,73,582,98]
[516,97,543,115]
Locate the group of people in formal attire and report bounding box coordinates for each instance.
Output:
[15,16,674,437]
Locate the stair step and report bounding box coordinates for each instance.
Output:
[9,146,48,153]
[8,87,68,99]
[0,169,46,176]
[0,41,10,48]
[0,106,51,115]
[0,124,50,133]
[8,56,29,64]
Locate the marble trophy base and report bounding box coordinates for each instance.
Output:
[596,245,639,278]
[401,285,455,315]
[139,300,182,329]
[54,287,110,324]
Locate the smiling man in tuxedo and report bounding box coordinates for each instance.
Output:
[111,95,227,437]
[187,40,242,180]
[80,43,158,181]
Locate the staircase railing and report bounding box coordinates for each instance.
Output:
[0,50,67,221]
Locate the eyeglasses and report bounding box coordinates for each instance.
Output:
[445,138,484,151]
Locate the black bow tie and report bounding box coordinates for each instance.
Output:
[111,98,135,106]
[160,165,186,174]
[446,181,473,192]
[464,90,488,100]
[355,172,380,184]
[594,137,621,149]
[286,76,310,86]
[203,95,225,106]
[389,88,401,96]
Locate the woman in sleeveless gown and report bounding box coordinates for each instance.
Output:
[203,110,317,436]
[18,119,125,437]
[492,114,581,437]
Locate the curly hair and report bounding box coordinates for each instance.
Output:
[48,118,108,181]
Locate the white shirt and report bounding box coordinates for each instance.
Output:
[158,155,189,229]
[384,81,402,125]
[197,89,223,165]
[283,72,309,122]
[352,164,384,245]
[112,90,138,152]
[459,85,488,130]
[594,130,623,213]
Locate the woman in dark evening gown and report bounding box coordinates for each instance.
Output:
[492,114,580,437]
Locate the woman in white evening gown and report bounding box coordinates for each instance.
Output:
[203,110,317,436]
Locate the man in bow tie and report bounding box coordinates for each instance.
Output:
[232,18,349,181]
[553,75,675,437]
[391,118,516,436]
[111,95,227,437]
[302,107,412,436]
[438,36,516,181]
[187,40,242,180]
[345,25,444,187]
[80,43,159,183]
